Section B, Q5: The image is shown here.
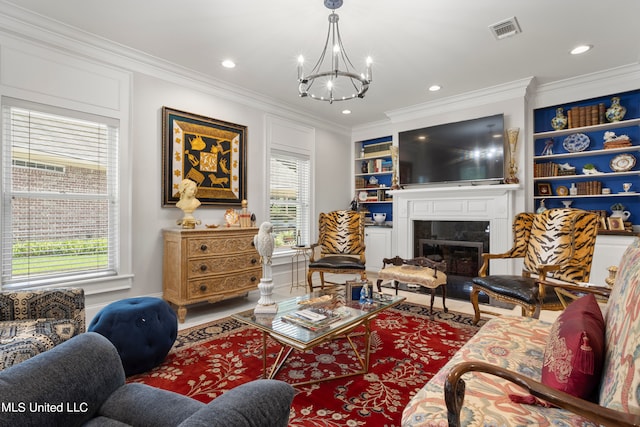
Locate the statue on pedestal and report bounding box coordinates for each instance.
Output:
[254,222,278,314]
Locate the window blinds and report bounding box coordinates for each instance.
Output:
[1,100,119,288]
[269,151,310,249]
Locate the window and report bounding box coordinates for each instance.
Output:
[269,151,310,250]
[1,100,119,288]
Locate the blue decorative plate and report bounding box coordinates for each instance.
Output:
[563,133,590,152]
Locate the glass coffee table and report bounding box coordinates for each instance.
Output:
[231,290,405,386]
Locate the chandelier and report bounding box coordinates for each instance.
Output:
[297,0,372,103]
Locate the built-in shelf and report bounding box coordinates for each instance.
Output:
[354,136,394,216]
[533,89,640,230]
[533,118,640,139]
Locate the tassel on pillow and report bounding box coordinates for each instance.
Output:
[577,331,594,375]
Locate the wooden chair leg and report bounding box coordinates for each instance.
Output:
[441,284,448,313]
[430,288,436,315]
[307,270,315,292]
[376,278,383,292]
[319,272,325,290]
[470,285,482,325]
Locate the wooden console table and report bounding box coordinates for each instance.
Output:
[162,227,261,322]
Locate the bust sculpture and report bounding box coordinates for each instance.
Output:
[176,178,201,229]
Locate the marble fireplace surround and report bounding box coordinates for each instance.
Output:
[390,184,520,276]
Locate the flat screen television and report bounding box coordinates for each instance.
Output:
[398,114,505,186]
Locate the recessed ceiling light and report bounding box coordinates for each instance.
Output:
[428,85,441,92]
[221,59,236,68]
[570,45,592,55]
[342,109,351,115]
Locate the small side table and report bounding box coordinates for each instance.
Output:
[290,246,311,292]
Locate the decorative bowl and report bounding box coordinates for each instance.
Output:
[372,213,386,225]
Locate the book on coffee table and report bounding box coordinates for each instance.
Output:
[281,308,343,332]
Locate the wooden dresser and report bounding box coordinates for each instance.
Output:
[162,227,261,322]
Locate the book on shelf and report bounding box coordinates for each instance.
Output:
[567,104,605,128]
[363,141,392,158]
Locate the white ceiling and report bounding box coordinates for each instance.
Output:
[4,0,640,128]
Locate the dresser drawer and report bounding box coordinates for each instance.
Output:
[186,252,260,278]
[163,227,260,323]
[187,269,260,299]
[186,235,255,258]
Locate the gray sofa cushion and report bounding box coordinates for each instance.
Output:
[0,332,124,427]
[177,380,295,427]
[98,383,205,426]
[0,331,295,427]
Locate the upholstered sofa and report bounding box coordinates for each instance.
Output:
[0,288,85,369]
[0,331,295,427]
[402,237,640,426]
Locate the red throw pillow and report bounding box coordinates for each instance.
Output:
[541,293,605,401]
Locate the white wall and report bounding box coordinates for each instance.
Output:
[99,74,351,313]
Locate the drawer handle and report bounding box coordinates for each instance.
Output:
[199,284,207,292]
[200,264,207,272]
[200,244,208,251]
[251,258,257,264]
[251,241,255,247]
[251,276,257,282]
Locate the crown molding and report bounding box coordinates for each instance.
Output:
[0,1,350,135]
[384,77,534,124]
[532,63,640,108]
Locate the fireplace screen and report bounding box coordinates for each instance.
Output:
[414,221,490,302]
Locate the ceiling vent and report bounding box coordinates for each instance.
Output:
[489,16,521,40]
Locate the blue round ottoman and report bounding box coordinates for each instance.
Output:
[88,297,177,376]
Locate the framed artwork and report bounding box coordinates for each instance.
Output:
[607,216,625,231]
[162,107,247,206]
[345,279,368,301]
[536,182,552,196]
[599,217,608,230]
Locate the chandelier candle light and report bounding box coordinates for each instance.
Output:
[297,0,372,103]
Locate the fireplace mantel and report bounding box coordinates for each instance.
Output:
[390,184,520,275]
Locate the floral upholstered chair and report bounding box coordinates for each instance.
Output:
[0,288,85,369]
[402,237,640,426]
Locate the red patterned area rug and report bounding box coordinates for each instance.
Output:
[128,302,485,426]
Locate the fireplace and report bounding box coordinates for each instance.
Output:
[389,184,519,303]
[415,221,489,302]
[419,239,483,276]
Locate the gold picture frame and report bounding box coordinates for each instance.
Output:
[162,107,247,206]
[607,216,625,231]
[536,182,552,196]
[345,279,368,301]
[599,217,608,230]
